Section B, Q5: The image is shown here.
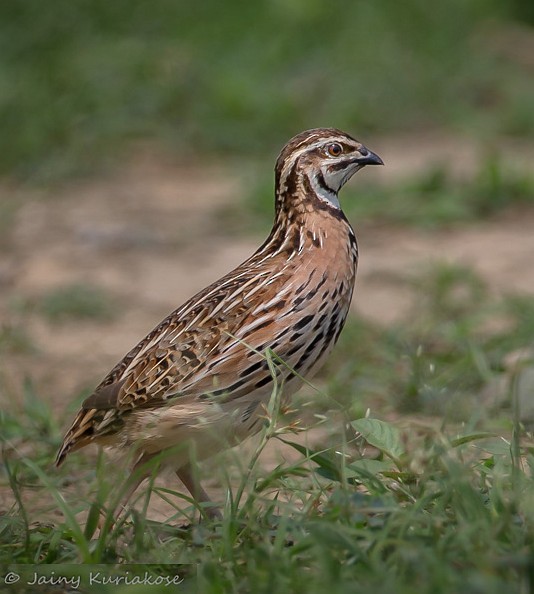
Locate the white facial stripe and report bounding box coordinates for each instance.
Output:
[323,163,362,192]
[279,136,358,190]
[311,173,340,208]
[277,135,363,210]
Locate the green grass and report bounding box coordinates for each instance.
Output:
[345,157,534,228]
[1,384,533,593]
[8,283,117,324]
[326,263,534,421]
[1,265,534,592]
[36,284,117,322]
[1,0,533,181]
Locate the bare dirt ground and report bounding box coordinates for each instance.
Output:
[1,135,534,521]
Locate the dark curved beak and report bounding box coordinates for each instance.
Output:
[357,148,384,166]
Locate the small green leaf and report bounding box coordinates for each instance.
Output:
[450,432,497,448]
[471,438,512,456]
[344,459,392,492]
[351,418,405,461]
[84,501,102,540]
[279,439,342,480]
[347,459,393,476]
[306,521,363,554]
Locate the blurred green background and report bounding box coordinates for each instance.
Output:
[2,0,533,180]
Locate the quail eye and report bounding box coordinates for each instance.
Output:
[326,143,343,157]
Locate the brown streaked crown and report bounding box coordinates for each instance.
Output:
[273,127,383,220]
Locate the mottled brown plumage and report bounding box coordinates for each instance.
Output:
[56,128,383,518]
